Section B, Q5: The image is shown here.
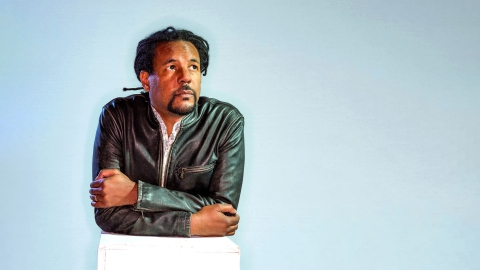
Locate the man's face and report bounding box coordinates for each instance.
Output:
[141,41,202,117]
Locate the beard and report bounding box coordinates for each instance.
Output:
[167,85,198,116]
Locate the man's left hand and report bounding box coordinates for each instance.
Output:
[89,169,137,208]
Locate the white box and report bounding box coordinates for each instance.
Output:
[97,232,240,270]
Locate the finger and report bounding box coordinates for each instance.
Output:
[228,224,238,232]
[226,215,240,226]
[89,187,103,195]
[90,194,102,202]
[226,224,239,235]
[218,203,236,214]
[95,168,119,180]
[91,201,106,208]
[90,179,103,188]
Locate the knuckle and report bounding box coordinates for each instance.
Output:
[222,222,230,229]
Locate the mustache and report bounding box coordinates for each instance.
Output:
[180,84,193,91]
[174,84,195,95]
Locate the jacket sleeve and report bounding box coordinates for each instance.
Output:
[92,106,192,237]
[94,206,192,237]
[135,116,245,213]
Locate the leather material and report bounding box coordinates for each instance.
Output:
[92,92,244,237]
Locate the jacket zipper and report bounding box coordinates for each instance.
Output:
[179,163,216,178]
[162,126,182,187]
[157,127,163,187]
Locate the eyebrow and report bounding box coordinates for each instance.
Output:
[162,58,200,65]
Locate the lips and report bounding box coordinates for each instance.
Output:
[175,89,194,96]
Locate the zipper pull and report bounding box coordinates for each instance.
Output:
[180,168,185,179]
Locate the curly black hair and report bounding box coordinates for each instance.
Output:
[134,26,210,81]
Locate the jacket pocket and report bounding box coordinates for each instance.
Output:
[177,162,216,179]
[173,162,216,193]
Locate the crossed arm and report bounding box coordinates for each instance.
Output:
[89,169,240,236]
[90,105,244,237]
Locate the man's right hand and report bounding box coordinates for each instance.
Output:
[190,204,240,236]
[89,169,138,208]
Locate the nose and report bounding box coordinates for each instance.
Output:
[178,67,191,84]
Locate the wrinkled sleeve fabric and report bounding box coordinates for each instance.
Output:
[93,105,192,236]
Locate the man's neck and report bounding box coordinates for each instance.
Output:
[162,116,183,136]
[152,106,183,136]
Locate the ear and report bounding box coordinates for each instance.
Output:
[139,70,150,92]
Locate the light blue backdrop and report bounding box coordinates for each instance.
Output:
[1,0,479,269]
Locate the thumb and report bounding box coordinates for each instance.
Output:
[218,203,236,214]
[95,168,120,180]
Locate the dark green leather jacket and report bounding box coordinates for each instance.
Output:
[92,92,244,237]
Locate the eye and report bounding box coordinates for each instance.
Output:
[190,64,199,70]
[167,65,176,70]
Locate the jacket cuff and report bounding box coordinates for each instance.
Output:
[185,211,192,237]
[135,180,168,211]
[133,180,192,237]
[171,210,191,237]
[135,180,147,210]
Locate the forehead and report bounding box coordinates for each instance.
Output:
[153,41,200,64]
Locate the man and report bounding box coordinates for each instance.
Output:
[89,27,244,237]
